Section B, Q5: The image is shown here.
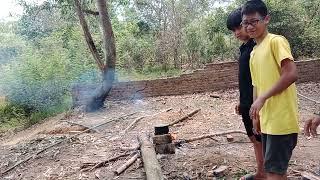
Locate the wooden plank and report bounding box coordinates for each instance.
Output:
[138,133,164,180]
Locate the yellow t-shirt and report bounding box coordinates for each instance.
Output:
[250,33,299,135]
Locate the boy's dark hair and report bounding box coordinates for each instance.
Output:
[242,0,268,17]
[227,7,242,31]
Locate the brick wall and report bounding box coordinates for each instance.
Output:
[72,59,320,105]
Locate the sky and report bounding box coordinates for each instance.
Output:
[0,0,45,21]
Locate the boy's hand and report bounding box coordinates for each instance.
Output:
[304,115,320,137]
[235,103,241,115]
[250,96,266,122]
[252,117,261,135]
[250,96,266,135]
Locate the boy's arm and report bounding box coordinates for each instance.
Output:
[251,86,257,119]
[253,86,257,102]
[251,86,261,134]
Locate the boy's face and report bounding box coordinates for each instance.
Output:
[242,12,270,39]
[232,25,250,42]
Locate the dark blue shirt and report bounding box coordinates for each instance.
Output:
[239,39,256,108]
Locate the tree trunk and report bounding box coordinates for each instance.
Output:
[85,70,114,112]
[74,0,116,112]
[96,0,116,70]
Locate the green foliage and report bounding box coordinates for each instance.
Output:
[0,22,25,64]
[17,2,63,41]
[116,67,181,81]
[262,0,320,58]
[0,8,97,131]
[184,22,202,63]
[1,43,68,112]
[182,8,237,65]
[116,21,155,71]
[0,103,28,133]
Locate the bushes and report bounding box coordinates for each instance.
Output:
[0,103,28,132]
[0,26,97,130]
[1,43,69,112]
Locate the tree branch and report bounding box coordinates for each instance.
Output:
[74,0,104,71]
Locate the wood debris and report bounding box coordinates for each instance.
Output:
[114,153,140,175]
[169,109,201,126]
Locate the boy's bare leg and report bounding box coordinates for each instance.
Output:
[249,136,266,179]
[266,173,287,180]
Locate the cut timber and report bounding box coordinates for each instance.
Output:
[82,152,132,171]
[122,116,145,133]
[138,133,164,180]
[168,109,201,126]
[61,120,99,133]
[114,153,139,175]
[153,134,172,145]
[175,130,246,145]
[155,143,175,154]
[301,172,320,180]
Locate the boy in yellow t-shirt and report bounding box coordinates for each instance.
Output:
[242,0,299,179]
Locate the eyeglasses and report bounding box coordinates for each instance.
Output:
[241,17,265,27]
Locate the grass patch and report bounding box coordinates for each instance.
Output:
[0,103,28,133]
[0,97,71,133]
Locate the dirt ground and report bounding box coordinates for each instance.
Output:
[0,82,319,180]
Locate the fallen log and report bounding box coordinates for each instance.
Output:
[114,153,139,175]
[61,120,99,133]
[81,152,133,171]
[175,130,247,145]
[168,109,201,126]
[122,116,145,133]
[0,113,135,177]
[138,133,164,180]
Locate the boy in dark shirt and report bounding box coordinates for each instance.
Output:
[227,8,265,180]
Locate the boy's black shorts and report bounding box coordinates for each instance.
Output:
[239,106,261,142]
[262,133,298,175]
